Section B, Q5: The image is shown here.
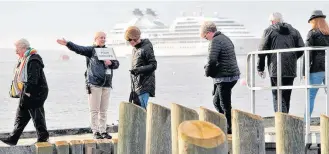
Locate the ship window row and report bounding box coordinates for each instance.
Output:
[109,36,254,46]
[175,21,235,25]
[176,21,199,24]
[175,24,243,29]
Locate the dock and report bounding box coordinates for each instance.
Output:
[0,102,326,154]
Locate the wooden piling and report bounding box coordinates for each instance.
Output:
[178,120,227,154]
[83,139,97,154]
[96,139,113,153]
[199,107,229,153]
[321,114,329,154]
[55,141,69,154]
[117,102,147,154]
[275,112,304,154]
[112,138,118,154]
[232,109,265,154]
[198,106,227,133]
[69,140,83,154]
[35,142,53,154]
[171,103,198,154]
[146,103,171,154]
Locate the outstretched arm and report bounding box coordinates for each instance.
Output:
[57,38,93,58]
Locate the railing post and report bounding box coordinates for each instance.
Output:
[305,49,311,144]
[251,54,256,114]
[324,48,329,117]
[277,52,282,112]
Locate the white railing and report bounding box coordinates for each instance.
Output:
[246,47,329,144]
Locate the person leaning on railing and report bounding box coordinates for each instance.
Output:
[303,10,329,117]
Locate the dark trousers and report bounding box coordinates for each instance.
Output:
[8,105,49,144]
[213,81,237,134]
[270,77,295,113]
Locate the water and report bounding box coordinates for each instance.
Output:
[0,49,326,132]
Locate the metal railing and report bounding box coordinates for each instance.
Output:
[246,47,329,144]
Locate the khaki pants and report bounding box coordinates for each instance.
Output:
[88,85,110,133]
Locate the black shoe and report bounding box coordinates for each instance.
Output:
[0,138,17,146]
[93,132,103,139]
[101,133,112,139]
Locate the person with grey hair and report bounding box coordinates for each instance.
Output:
[1,39,49,145]
[200,21,240,134]
[257,12,305,113]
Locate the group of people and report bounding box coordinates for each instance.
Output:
[199,10,329,134]
[1,9,328,145]
[0,26,157,145]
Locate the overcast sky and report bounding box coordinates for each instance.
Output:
[0,1,328,50]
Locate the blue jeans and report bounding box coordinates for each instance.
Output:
[308,72,326,117]
[138,93,149,109]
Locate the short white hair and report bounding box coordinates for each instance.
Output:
[200,21,217,35]
[269,12,283,23]
[15,38,30,49]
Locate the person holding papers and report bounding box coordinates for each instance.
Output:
[56,32,119,139]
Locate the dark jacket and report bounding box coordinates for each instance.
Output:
[131,39,157,97]
[257,22,305,77]
[303,29,329,75]
[21,54,48,109]
[66,42,119,88]
[204,31,240,78]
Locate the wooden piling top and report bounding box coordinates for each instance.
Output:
[199,106,226,119]
[96,139,111,144]
[55,141,69,146]
[112,138,118,144]
[35,142,52,148]
[178,120,226,148]
[69,140,83,145]
[233,109,263,120]
[275,112,303,120]
[83,139,97,144]
[321,114,329,119]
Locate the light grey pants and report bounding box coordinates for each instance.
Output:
[88,85,110,133]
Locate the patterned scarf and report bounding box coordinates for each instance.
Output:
[10,48,37,97]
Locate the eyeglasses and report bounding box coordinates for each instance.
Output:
[127,38,134,42]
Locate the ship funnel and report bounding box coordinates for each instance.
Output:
[133,8,143,17]
[146,8,157,17]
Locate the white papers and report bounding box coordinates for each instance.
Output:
[95,48,117,60]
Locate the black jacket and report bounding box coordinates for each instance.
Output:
[257,22,305,77]
[303,29,329,75]
[131,39,157,97]
[204,31,240,78]
[21,54,48,109]
[66,42,119,87]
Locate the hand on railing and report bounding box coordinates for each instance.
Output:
[258,71,266,79]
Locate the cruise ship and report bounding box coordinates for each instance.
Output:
[107,8,261,57]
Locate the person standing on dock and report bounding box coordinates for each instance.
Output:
[125,26,157,109]
[304,10,329,117]
[56,32,120,139]
[1,39,49,146]
[257,12,305,113]
[200,21,240,134]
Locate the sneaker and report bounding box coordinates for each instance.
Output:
[93,132,103,139]
[0,138,17,146]
[101,133,112,139]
